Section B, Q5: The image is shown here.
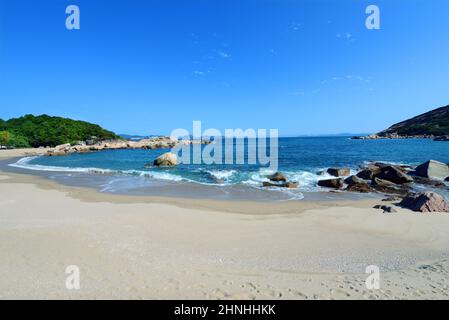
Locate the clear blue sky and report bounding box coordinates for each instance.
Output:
[1,0,448,136]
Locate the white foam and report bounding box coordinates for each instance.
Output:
[205,169,236,180]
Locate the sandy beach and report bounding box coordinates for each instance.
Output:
[1,149,449,300]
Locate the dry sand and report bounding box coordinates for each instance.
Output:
[1,149,449,299]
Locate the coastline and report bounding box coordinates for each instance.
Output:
[1,149,449,299]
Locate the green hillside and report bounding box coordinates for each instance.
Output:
[0,114,119,148]
[378,105,449,136]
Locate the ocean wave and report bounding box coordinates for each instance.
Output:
[205,169,236,181]
[9,157,185,183]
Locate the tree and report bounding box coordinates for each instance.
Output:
[1,114,120,147]
[0,131,11,145]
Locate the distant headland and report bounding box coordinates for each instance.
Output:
[352,104,449,141]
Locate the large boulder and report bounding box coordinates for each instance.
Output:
[371,178,410,196]
[152,152,178,166]
[377,166,413,184]
[356,164,382,180]
[344,175,365,185]
[327,168,350,177]
[318,178,344,189]
[399,192,449,213]
[414,160,449,179]
[267,172,288,182]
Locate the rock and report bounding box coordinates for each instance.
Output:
[371,178,411,196]
[377,166,413,184]
[372,177,396,187]
[414,160,449,179]
[344,175,365,185]
[55,143,71,151]
[434,135,449,141]
[399,192,449,213]
[267,172,288,182]
[382,196,401,202]
[152,152,178,166]
[356,164,382,180]
[384,206,397,213]
[373,205,397,213]
[327,168,350,177]
[262,181,298,189]
[346,183,372,193]
[445,177,449,182]
[318,178,344,189]
[412,176,446,189]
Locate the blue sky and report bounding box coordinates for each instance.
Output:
[1,0,449,136]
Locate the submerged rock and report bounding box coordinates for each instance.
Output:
[318,178,344,189]
[414,160,449,179]
[327,168,350,177]
[399,192,449,213]
[152,152,178,167]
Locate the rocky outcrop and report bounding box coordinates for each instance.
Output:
[399,192,449,213]
[152,152,178,167]
[327,168,350,177]
[414,160,449,179]
[267,172,288,182]
[318,178,344,189]
[46,137,209,156]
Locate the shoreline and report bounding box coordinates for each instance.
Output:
[2,148,449,299]
[0,148,382,211]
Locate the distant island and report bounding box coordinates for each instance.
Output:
[353,105,449,140]
[0,114,120,148]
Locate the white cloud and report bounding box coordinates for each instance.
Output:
[216,50,231,59]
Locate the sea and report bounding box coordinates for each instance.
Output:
[7,137,449,201]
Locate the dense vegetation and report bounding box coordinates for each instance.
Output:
[0,114,119,148]
[379,105,449,136]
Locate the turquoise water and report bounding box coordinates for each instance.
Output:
[10,137,449,199]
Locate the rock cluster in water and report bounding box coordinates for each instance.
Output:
[262,172,298,189]
[316,161,449,213]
